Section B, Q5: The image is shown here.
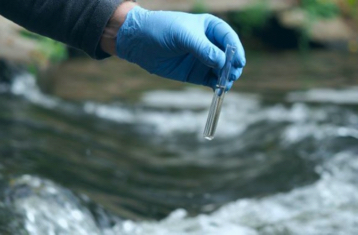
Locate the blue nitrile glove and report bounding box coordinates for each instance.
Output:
[116,6,246,91]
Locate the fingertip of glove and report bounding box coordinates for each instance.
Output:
[231,67,243,81]
[240,58,246,67]
[229,74,236,82]
[233,55,246,68]
[226,80,234,92]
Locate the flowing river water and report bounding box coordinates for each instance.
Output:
[1,51,358,234]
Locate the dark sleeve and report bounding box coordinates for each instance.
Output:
[0,0,122,59]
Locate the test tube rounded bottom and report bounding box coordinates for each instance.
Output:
[203,90,225,140]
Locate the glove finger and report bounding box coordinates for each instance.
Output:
[204,72,218,90]
[226,80,234,92]
[185,35,226,70]
[228,67,243,82]
[207,17,246,68]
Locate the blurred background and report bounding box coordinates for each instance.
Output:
[1,0,358,234]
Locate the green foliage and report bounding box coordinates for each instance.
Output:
[298,28,310,54]
[300,0,340,19]
[27,64,38,76]
[348,0,358,5]
[37,37,67,63]
[20,31,67,63]
[296,0,342,52]
[192,0,208,14]
[347,0,358,17]
[230,2,270,36]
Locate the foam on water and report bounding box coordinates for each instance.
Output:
[7,148,358,235]
[287,88,358,104]
[7,175,103,235]
[84,90,355,141]
[141,88,259,110]
[8,74,261,139]
[5,73,358,235]
[141,89,213,109]
[10,73,60,109]
[9,74,355,141]
[108,150,358,235]
[83,89,261,139]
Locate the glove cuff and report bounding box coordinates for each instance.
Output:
[116,6,147,61]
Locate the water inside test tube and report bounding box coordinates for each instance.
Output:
[204,88,225,140]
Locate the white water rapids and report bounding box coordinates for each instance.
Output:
[3,73,358,235]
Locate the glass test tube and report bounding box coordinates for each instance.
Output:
[204,45,236,140]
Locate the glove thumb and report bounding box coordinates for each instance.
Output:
[186,37,226,70]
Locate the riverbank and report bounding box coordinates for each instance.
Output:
[45,50,358,103]
[0,16,66,83]
[0,16,39,64]
[1,0,357,87]
[141,0,295,12]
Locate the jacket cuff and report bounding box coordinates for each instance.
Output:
[82,0,122,59]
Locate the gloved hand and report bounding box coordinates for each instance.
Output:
[116,6,246,91]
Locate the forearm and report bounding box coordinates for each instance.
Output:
[0,0,122,59]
